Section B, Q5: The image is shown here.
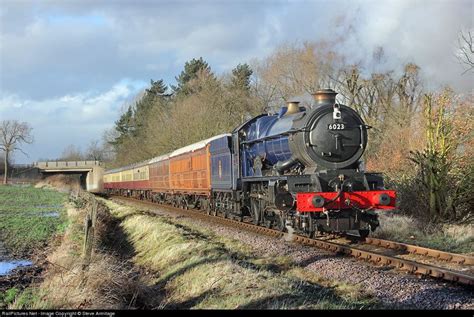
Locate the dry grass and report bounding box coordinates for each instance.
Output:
[374,212,474,254]
[105,199,378,309]
[10,199,144,309]
[10,195,379,309]
[443,224,474,247]
[35,175,82,193]
[374,213,418,241]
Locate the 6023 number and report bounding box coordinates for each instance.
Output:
[328,123,345,130]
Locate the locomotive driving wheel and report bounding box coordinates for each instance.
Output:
[238,206,248,222]
[264,210,286,232]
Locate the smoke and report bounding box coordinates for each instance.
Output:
[284,224,296,242]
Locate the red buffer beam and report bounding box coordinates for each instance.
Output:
[297,190,396,212]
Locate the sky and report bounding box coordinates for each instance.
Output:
[0,0,472,163]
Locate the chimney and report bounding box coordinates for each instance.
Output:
[312,89,338,107]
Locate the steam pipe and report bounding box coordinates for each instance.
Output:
[274,156,299,174]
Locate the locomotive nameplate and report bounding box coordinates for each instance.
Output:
[327,123,345,130]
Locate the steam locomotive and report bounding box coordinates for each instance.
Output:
[103,89,396,238]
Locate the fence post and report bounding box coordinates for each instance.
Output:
[82,196,97,271]
[91,199,98,228]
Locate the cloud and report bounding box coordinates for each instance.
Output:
[0,0,472,162]
[0,1,272,99]
[0,79,145,162]
[2,0,472,100]
[352,0,473,91]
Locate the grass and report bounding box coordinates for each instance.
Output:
[8,194,381,309]
[0,185,68,256]
[10,195,144,310]
[105,199,379,309]
[0,288,19,308]
[373,212,474,254]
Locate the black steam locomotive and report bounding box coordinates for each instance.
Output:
[231,89,395,237]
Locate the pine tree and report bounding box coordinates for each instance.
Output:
[173,57,213,96]
[146,79,167,97]
[134,79,169,130]
[230,63,253,92]
[112,106,134,145]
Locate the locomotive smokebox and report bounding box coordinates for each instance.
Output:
[313,89,337,107]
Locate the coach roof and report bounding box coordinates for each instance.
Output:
[149,153,171,164]
[169,134,231,158]
[105,134,231,173]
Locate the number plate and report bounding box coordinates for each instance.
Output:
[328,123,345,130]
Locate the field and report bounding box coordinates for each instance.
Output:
[0,185,68,257]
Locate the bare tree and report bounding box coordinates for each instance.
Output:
[252,41,343,111]
[395,63,423,124]
[60,144,84,161]
[0,120,33,184]
[85,140,108,161]
[0,153,5,175]
[457,29,474,74]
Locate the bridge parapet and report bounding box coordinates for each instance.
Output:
[35,161,101,169]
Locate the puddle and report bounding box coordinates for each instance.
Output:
[0,211,60,217]
[42,212,59,217]
[0,260,32,276]
[35,204,63,209]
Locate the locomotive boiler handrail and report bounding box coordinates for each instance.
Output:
[359,125,365,149]
[240,128,309,145]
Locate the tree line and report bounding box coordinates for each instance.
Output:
[104,58,260,167]
[2,35,472,222]
[56,140,114,162]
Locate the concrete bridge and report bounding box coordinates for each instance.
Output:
[34,161,104,193]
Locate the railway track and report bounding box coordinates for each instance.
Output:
[109,196,474,287]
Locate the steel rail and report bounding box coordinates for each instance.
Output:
[364,237,474,265]
[109,196,474,286]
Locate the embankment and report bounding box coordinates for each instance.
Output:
[9,190,379,309]
[98,198,378,309]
